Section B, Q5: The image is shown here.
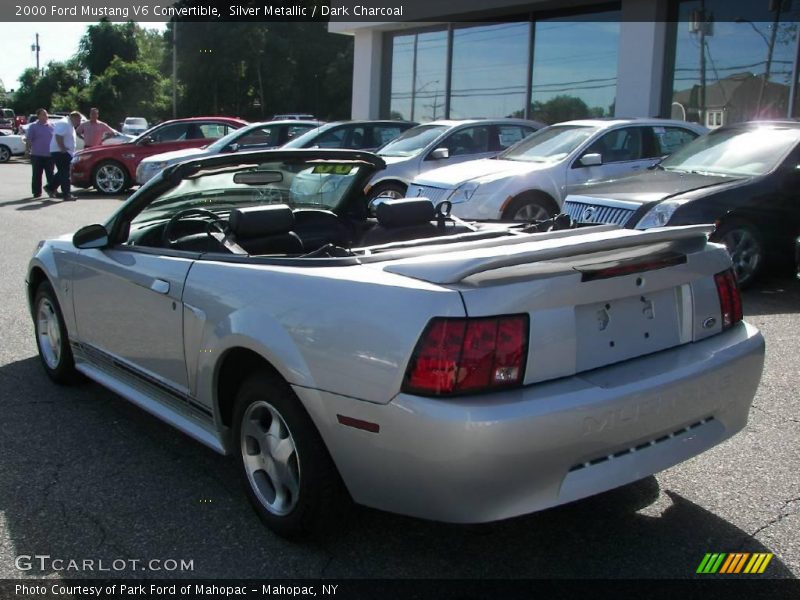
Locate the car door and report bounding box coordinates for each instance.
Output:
[71,248,193,393]
[421,124,495,172]
[566,126,659,194]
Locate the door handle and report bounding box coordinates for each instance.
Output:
[151,279,170,294]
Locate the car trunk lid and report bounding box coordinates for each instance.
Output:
[377,225,729,385]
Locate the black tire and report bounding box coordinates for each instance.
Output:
[0,145,11,163]
[233,371,346,538]
[367,181,407,202]
[502,194,557,222]
[92,160,130,195]
[33,281,81,384]
[713,219,765,288]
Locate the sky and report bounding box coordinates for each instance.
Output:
[1,22,167,93]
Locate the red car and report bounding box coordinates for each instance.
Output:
[70,116,248,195]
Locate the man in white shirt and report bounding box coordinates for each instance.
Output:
[50,112,81,201]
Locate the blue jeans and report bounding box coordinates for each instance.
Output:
[51,151,72,198]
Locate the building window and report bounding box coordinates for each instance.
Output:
[530,13,620,123]
[669,0,799,126]
[389,29,447,122]
[449,23,530,119]
[383,10,621,123]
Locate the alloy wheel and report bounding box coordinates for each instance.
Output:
[513,202,550,222]
[95,164,126,194]
[240,400,301,516]
[36,298,62,369]
[722,227,761,285]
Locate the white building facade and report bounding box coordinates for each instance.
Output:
[331,0,800,127]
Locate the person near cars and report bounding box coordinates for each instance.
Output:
[25,108,56,198]
[76,108,114,148]
[50,111,81,201]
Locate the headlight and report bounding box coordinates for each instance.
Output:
[71,154,86,164]
[447,182,479,204]
[635,200,684,229]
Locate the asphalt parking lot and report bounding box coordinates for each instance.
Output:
[0,158,797,580]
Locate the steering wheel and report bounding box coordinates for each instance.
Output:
[161,208,227,248]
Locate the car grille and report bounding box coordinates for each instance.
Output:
[406,184,452,205]
[562,200,635,226]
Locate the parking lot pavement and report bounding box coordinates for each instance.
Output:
[0,160,797,579]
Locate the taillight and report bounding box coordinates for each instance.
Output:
[403,315,529,396]
[714,269,743,330]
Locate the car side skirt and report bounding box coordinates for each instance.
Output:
[72,343,225,454]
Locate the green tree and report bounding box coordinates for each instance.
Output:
[530,95,591,124]
[12,60,86,113]
[79,19,138,78]
[88,56,169,126]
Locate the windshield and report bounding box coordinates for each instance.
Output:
[377,125,448,157]
[205,124,256,152]
[281,124,329,149]
[499,125,598,162]
[131,159,366,228]
[660,126,800,177]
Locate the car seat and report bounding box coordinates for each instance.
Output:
[226,205,304,255]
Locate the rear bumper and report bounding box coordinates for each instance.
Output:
[296,322,764,523]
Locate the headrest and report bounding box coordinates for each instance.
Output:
[376,198,435,228]
[229,205,295,239]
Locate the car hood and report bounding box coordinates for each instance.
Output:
[571,169,746,204]
[378,155,412,166]
[413,159,549,187]
[141,147,207,164]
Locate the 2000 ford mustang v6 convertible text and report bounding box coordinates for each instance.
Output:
[27,149,765,537]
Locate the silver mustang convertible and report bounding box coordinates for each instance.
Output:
[27,149,765,538]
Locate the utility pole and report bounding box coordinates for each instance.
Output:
[31,33,41,74]
[690,3,711,126]
[172,22,177,118]
[756,0,783,116]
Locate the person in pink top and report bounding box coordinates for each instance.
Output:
[76,108,114,148]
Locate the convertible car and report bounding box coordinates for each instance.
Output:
[28,149,765,538]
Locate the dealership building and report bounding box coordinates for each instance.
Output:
[331,0,800,128]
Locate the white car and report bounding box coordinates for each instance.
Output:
[122,117,149,136]
[365,119,544,201]
[135,120,322,185]
[406,119,707,221]
[0,131,26,162]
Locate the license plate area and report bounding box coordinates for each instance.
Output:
[575,287,682,372]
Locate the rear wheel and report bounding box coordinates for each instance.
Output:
[92,161,129,195]
[0,145,10,163]
[233,371,346,538]
[714,220,764,288]
[33,281,80,384]
[368,181,407,202]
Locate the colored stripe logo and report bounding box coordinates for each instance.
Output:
[696,552,773,574]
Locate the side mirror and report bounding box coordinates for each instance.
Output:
[139,136,154,146]
[226,142,240,153]
[73,224,109,249]
[579,153,602,167]
[429,147,449,160]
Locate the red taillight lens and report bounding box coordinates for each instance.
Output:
[714,269,743,329]
[403,315,529,396]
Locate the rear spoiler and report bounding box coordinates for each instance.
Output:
[381,225,715,284]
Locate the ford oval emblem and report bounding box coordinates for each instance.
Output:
[702,317,716,329]
[582,206,597,222]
